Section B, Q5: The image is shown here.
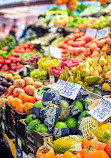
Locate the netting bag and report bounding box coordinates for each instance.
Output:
[79,117,98,138]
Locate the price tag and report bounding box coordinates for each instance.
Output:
[97,28,109,40]
[48,80,81,100]
[44,45,61,59]
[85,28,97,38]
[18,138,22,150]
[89,98,111,123]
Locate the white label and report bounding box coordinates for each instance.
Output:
[97,28,109,40]
[86,28,97,38]
[49,75,55,83]
[44,45,61,59]
[1,122,5,131]
[49,26,58,33]
[18,138,22,150]
[89,98,111,123]
[48,80,81,100]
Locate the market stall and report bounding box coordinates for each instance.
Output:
[0,0,111,158]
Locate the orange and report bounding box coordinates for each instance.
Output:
[16,104,24,113]
[11,98,22,108]
[8,97,14,106]
[24,102,33,112]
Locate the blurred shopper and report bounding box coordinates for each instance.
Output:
[9,25,17,41]
[0,26,6,39]
[2,24,6,33]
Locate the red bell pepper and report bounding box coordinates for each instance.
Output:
[0,56,5,64]
[1,64,9,71]
[10,63,17,70]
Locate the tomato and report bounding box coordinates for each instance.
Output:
[79,146,109,158]
[36,145,54,158]
[54,154,64,158]
[63,151,81,158]
[105,138,111,157]
[82,137,99,149]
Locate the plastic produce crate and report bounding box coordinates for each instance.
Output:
[5,102,27,138]
[20,119,52,148]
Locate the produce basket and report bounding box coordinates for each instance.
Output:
[5,102,27,138]
[20,119,52,149]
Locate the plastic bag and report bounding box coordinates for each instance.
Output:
[42,89,60,106]
[41,106,60,132]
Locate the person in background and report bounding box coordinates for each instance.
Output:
[9,25,17,41]
[0,26,6,39]
[2,24,6,34]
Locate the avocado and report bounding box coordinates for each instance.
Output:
[33,101,44,108]
[36,124,47,133]
[55,122,67,129]
[73,100,83,112]
[28,119,41,134]
[25,114,34,124]
[58,100,70,121]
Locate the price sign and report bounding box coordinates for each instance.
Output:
[89,98,111,123]
[85,28,97,38]
[97,28,109,40]
[48,80,81,100]
[44,45,61,59]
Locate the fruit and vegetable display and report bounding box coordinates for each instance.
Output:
[58,29,111,57]
[0,53,23,73]
[49,57,85,77]
[93,16,111,29]
[67,17,95,28]
[6,77,43,113]
[0,35,15,50]
[1,2,111,158]
[14,42,37,54]
[38,57,60,71]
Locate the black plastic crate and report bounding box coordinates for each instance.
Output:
[26,141,37,157]
[33,131,51,149]
[5,102,27,138]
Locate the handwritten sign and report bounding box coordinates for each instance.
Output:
[44,45,61,59]
[97,28,109,40]
[48,80,81,100]
[85,28,97,38]
[89,98,111,123]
